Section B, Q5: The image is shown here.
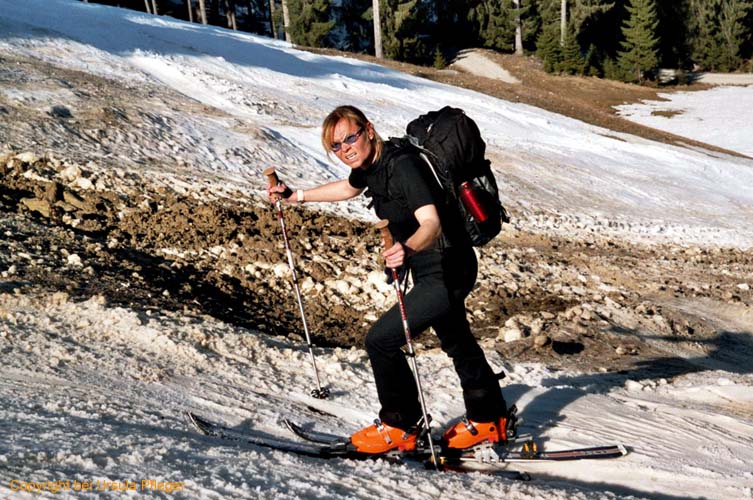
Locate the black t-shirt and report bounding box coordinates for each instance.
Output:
[349,141,466,246]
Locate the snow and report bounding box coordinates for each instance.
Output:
[1,1,753,499]
[616,85,753,158]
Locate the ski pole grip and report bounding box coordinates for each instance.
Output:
[375,219,394,248]
[263,167,293,198]
[264,167,281,187]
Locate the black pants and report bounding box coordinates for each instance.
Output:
[365,245,507,429]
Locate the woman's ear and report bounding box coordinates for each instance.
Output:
[367,122,375,140]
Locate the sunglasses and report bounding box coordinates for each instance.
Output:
[331,127,365,152]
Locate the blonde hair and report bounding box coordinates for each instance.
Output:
[321,105,383,161]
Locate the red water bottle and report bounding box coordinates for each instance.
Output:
[458,181,488,223]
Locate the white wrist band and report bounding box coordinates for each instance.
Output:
[297,189,304,203]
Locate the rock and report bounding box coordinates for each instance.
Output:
[366,270,391,293]
[63,190,88,210]
[50,292,70,305]
[616,344,638,356]
[272,263,288,278]
[44,181,64,203]
[625,380,644,392]
[499,318,524,342]
[75,177,94,190]
[332,279,351,295]
[300,277,315,292]
[59,164,82,182]
[737,283,750,292]
[533,334,551,347]
[502,325,523,343]
[529,318,544,336]
[49,105,72,119]
[565,306,583,320]
[67,254,82,267]
[20,198,51,218]
[15,152,39,164]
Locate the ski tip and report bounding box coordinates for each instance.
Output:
[282,418,299,433]
[617,444,629,456]
[185,411,213,435]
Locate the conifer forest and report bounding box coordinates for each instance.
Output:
[76,1,753,82]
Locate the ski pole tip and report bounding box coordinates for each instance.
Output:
[311,387,331,399]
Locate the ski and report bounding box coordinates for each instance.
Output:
[442,443,628,463]
[284,417,627,463]
[283,418,344,445]
[187,412,336,458]
[186,412,530,479]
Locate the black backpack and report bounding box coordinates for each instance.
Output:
[399,106,509,247]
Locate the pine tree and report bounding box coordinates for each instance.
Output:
[432,0,479,52]
[471,1,516,52]
[718,0,753,71]
[338,0,373,53]
[653,0,692,68]
[433,46,448,69]
[617,0,660,83]
[380,0,430,63]
[690,0,725,70]
[570,0,615,33]
[287,0,335,47]
[558,23,585,73]
[536,21,563,71]
[534,0,563,71]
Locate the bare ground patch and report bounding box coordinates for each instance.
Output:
[2,152,752,379]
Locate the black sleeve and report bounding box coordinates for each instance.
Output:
[392,154,438,213]
[348,167,368,190]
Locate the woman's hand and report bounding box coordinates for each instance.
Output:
[383,241,409,269]
[267,182,293,203]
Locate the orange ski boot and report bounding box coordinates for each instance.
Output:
[442,416,508,450]
[350,419,417,454]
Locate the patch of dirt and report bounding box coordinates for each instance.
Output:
[2,152,752,379]
[651,110,684,118]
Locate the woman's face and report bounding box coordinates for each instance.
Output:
[331,118,373,169]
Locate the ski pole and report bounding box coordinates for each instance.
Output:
[264,167,329,400]
[374,219,438,468]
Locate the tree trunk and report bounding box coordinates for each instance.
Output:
[560,0,567,46]
[372,0,383,58]
[269,0,277,39]
[186,0,194,23]
[198,0,208,24]
[281,0,292,43]
[225,0,237,30]
[144,0,151,14]
[513,0,523,55]
[151,0,159,15]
